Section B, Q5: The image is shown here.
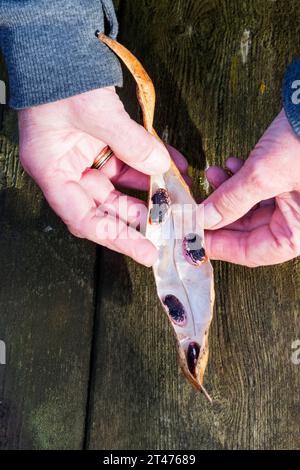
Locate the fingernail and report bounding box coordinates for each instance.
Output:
[144,249,158,267]
[135,243,158,267]
[146,147,171,174]
[204,203,222,228]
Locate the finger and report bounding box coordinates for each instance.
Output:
[79,169,115,204]
[205,157,273,229]
[44,176,157,266]
[97,144,190,191]
[182,174,193,187]
[90,152,148,191]
[114,165,192,192]
[206,166,229,189]
[105,122,170,174]
[114,166,192,192]
[166,144,189,173]
[205,224,295,267]
[113,167,192,191]
[225,205,273,231]
[80,169,148,225]
[206,164,260,215]
[84,208,157,266]
[202,159,277,230]
[98,112,171,175]
[102,191,148,227]
[77,88,170,175]
[206,157,245,189]
[259,198,275,208]
[112,166,150,191]
[225,156,245,173]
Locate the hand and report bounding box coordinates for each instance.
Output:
[18,87,190,266]
[203,109,300,267]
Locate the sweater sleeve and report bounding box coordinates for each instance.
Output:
[0,0,123,109]
[283,58,300,138]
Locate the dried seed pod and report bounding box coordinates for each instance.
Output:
[183,233,208,267]
[187,342,200,376]
[163,295,187,326]
[98,33,215,402]
[149,188,170,224]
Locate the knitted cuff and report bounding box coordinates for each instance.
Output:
[0,0,123,109]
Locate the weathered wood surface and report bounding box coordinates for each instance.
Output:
[0,87,97,447]
[1,0,300,450]
[87,0,300,450]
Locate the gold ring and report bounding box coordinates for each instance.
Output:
[92,145,114,170]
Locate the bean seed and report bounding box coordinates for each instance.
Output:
[187,342,200,376]
[163,294,187,326]
[149,188,170,224]
[183,233,207,266]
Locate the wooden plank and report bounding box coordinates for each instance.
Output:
[0,73,96,449]
[87,0,300,450]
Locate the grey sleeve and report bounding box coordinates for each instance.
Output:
[0,0,123,109]
[283,58,300,139]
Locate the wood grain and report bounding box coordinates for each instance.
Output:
[1,0,300,450]
[87,0,300,450]
[0,92,97,448]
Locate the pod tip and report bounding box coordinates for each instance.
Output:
[200,384,213,403]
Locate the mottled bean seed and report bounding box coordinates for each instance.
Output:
[150,188,170,224]
[183,233,207,266]
[163,294,187,326]
[187,342,200,376]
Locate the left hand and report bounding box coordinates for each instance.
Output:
[18,87,190,266]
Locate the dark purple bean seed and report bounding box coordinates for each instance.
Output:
[150,188,170,224]
[187,342,200,376]
[183,233,207,266]
[152,188,170,206]
[163,294,187,326]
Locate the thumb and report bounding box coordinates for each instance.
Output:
[74,87,170,175]
[202,161,275,229]
[105,107,171,175]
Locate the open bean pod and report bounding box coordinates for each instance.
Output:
[146,173,214,401]
[97,33,215,401]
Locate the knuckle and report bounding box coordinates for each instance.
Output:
[279,232,300,256]
[271,219,299,252]
[245,260,260,268]
[104,101,127,130]
[67,225,85,239]
[139,139,157,163]
[241,235,261,268]
[245,159,265,187]
[39,168,65,194]
[217,189,242,214]
[19,146,35,178]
